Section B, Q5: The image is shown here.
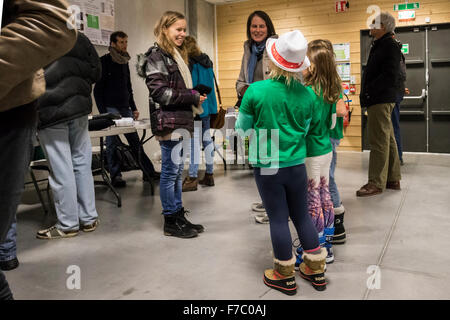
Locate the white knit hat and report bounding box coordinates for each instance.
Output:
[266,30,310,72]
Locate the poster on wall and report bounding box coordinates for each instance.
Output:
[337,63,351,81]
[333,43,350,62]
[68,0,115,46]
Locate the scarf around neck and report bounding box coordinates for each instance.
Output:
[247,39,267,84]
[172,48,203,117]
[109,46,131,64]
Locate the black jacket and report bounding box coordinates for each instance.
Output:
[360,33,401,108]
[93,53,137,113]
[36,33,101,129]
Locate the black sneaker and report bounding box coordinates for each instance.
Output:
[112,176,126,188]
[177,208,204,233]
[163,213,198,238]
[0,258,19,271]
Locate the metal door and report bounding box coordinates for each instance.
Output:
[361,23,450,153]
[428,24,450,153]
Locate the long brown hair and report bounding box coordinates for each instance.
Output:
[303,41,342,104]
[154,11,188,63]
[184,36,202,58]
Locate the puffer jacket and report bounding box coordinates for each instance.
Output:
[0,0,77,112]
[37,33,102,129]
[144,44,200,137]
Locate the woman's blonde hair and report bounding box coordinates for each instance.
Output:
[184,36,202,58]
[268,61,301,86]
[154,11,188,63]
[303,41,342,104]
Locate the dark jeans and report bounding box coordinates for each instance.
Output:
[254,164,320,261]
[391,94,404,162]
[105,107,156,180]
[0,102,37,300]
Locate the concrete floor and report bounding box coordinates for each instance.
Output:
[5,151,450,300]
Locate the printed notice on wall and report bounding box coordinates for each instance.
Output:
[337,63,351,81]
[333,43,351,62]
[68,0,115,46]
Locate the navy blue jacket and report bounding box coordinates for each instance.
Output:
[94,53,137,113]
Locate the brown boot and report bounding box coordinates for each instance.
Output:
[199,173,214,186]
[299,248,328,291]
[263,257,297,296]
[386,181,401,190]
[356,183,382,197]
[182,177,198,192]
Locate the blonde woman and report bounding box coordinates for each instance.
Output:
[143,11,207,239]
[235,30,328,295]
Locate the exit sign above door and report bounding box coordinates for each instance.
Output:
[394,2,420,11]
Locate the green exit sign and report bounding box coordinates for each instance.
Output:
[402,44,409,55]
[394,2,420,11]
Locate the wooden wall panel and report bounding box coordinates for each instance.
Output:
[216,0,450,152]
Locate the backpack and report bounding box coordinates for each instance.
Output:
[114,142,140,172]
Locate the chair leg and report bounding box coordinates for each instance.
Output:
[29,167,49,215]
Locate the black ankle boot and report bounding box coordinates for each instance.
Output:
[331,213,346,244]
[177,208,205,233]
[163,213,198,238]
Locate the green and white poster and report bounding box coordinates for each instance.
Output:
[68,0,115,46]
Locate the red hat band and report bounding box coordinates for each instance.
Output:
[271,43,303,70]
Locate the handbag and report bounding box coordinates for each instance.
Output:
[210,73,226,129]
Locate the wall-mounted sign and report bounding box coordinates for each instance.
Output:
[337,63,351,81]
[333,43,351,62]
[398,10,416,22]
[394,2,420,11]
[68,0,115,46]
[402,44,409,55]
[335,1,349,13]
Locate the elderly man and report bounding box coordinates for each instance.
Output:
[0,0,76,299]
[357,12,402,197]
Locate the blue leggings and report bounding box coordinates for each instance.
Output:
[254,164,320,261]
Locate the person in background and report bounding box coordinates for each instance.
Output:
[391,32,407,166]
[182,36,218,192]
[36,33,101,239]
[144,11,206,239]
[295,40,347,269]
[94,31,159,188]
[236,10,277,224]
[0,0,76,299]
[357,12,401,197]
[236,30,328,295]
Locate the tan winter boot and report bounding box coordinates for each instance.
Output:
[199,173,214,186]
[299,247,328,291]
[182,177,198,192]
[263,256,297,296]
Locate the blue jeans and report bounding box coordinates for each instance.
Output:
[329,138,341,208]
[189,116,214,177]
[0,217,16,262]
[391,94,403,162]
[105,107,156,180]
[254,165,320,261]
[38,116,98,231]
[159,140,187,215]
